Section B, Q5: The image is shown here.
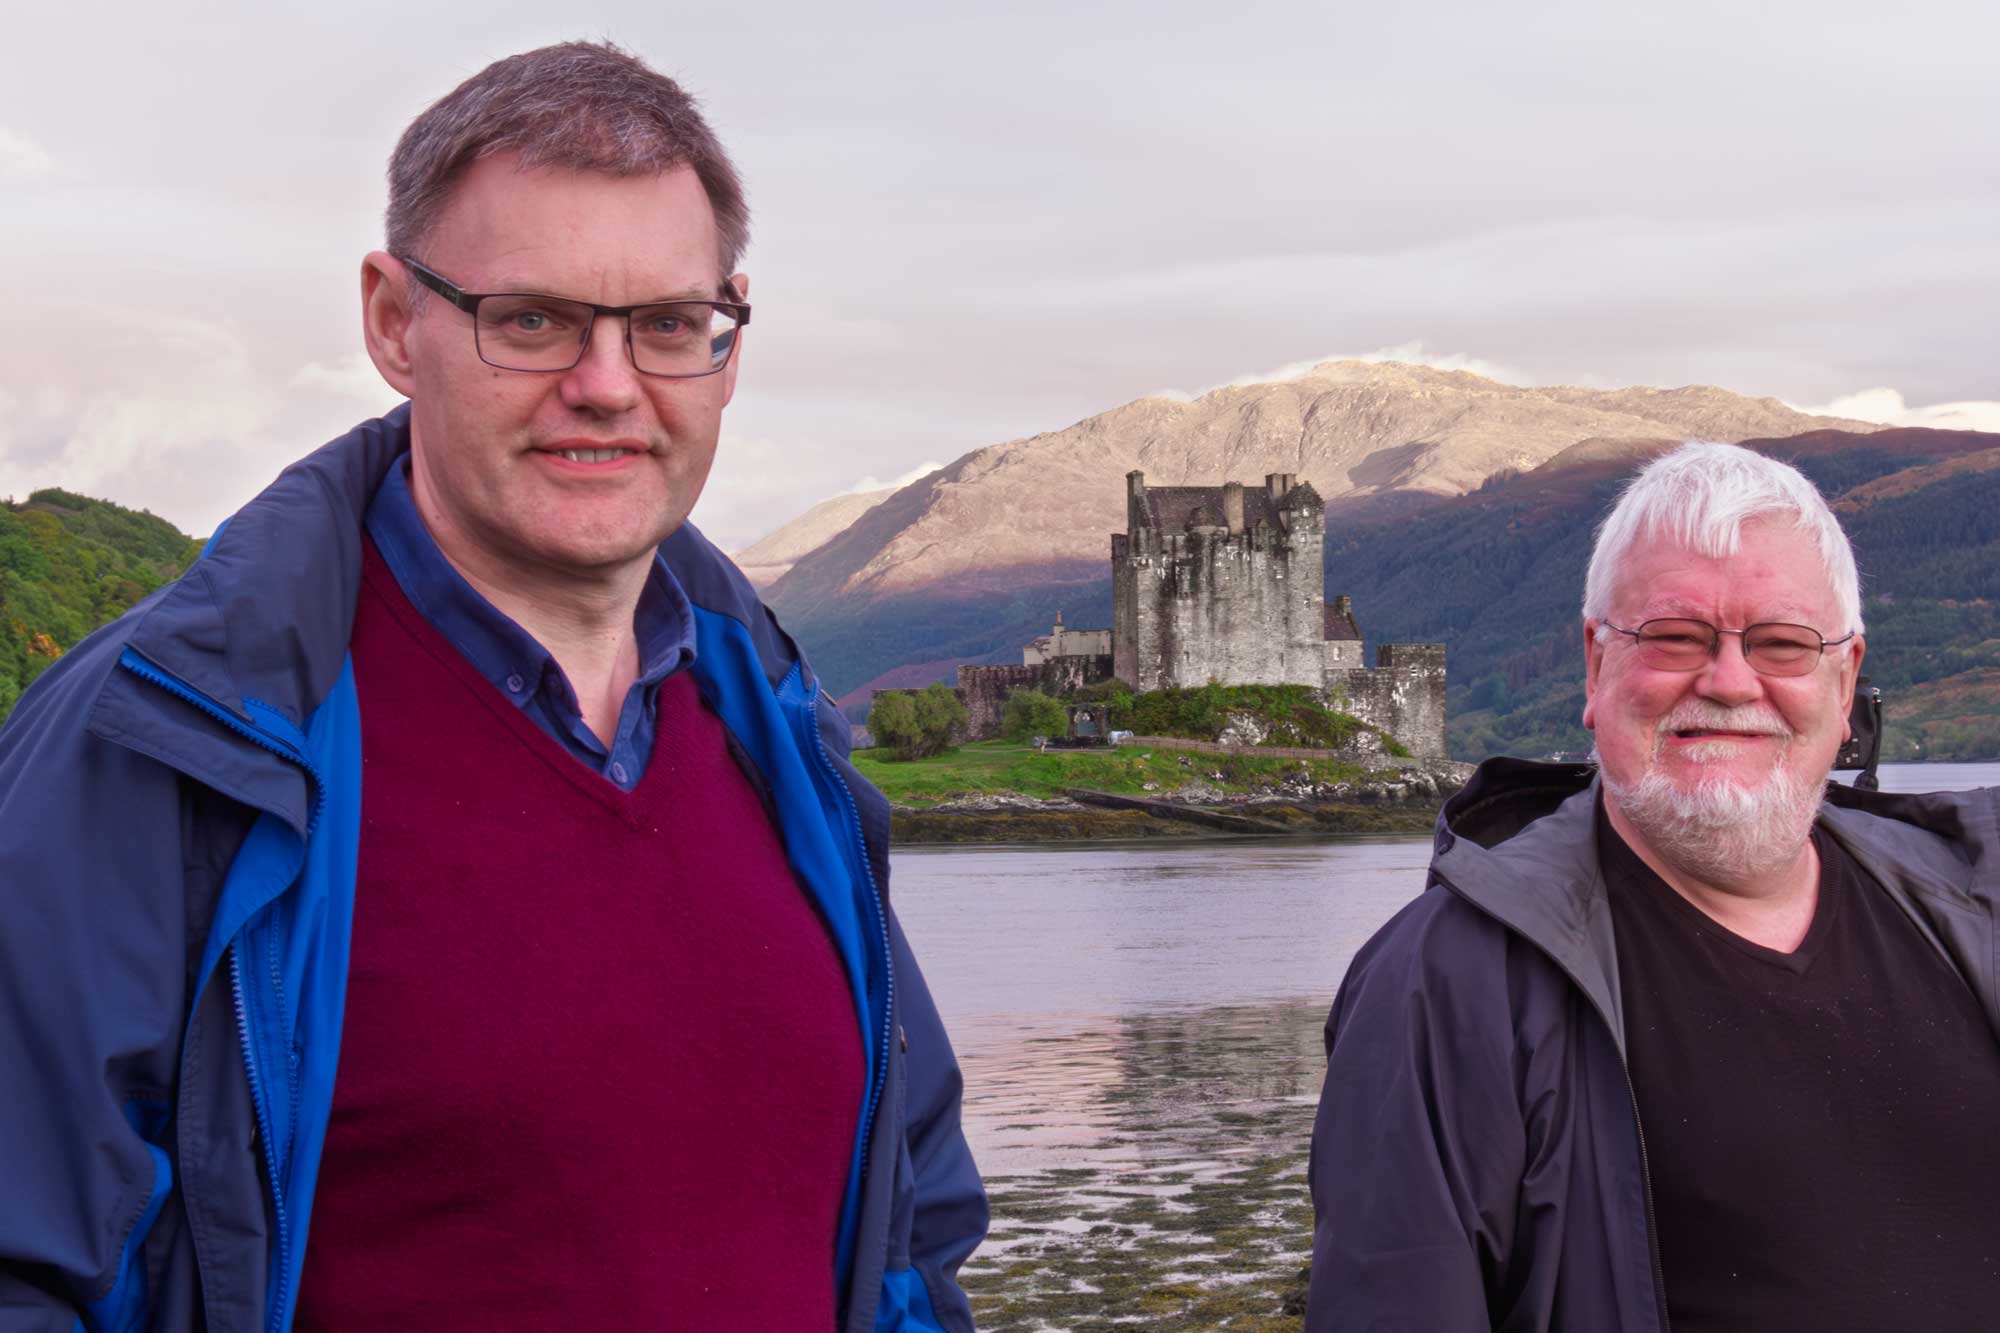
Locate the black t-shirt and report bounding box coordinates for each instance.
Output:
[1600,804,2000,1331]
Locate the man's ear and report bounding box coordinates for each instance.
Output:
[1581,619,1603,730]
[361,251,419,399]
[1838,635,1867,740]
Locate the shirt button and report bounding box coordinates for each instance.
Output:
[505,673,526,694]
[610,761,630,786]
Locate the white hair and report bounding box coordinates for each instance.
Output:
[1582,441,1863,636]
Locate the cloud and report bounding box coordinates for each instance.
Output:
[289,352,392,402]
[0,335,403,535]
[845,460,943,494]
[0,127,56,181]
[1794,387,2000,433]
[1147,341,1525,402]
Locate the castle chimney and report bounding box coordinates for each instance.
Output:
[1127,470,1150,534]
[1267,473,1296,503]
[1333,595,1351,616]
[1222,482,1245,534]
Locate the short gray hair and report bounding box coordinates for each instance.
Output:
[1583,441,1863,636]
[386,41,749,281]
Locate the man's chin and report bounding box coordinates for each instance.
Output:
[1605,761,1824,891]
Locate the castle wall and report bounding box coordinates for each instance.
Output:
[1149,518,1326,691]
[1328,643,1448,761]
[954,657,1115,740]
[1323,639,1363,671]
[1025,626,1111,664]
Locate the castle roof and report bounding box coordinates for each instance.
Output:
[1323,602,1361,641]
[1141,486,1286,533]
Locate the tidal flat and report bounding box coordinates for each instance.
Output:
[955,1000,1326,1332]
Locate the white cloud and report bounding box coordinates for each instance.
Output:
[289,352,393,403]
[845,460,943,494]
[1147,341,1525,402]
[1794,387,2000,433]
[0,127,56,181]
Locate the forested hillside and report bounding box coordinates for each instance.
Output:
[1323,430,2000,760]
[0,491,200,719]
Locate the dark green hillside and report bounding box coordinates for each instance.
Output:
[1324,429,2000,761]
[0,491,200,719]
[782,574,1113,700]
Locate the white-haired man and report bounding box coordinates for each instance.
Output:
[1306,442,2000,1332]
[0,41,984,1332]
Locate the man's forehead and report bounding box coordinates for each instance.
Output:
[1612,525,1840,622]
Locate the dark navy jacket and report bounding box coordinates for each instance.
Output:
[0,407,988,1333]
[1307,757,2000,1332]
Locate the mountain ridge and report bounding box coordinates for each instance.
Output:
[764,359,1878,611]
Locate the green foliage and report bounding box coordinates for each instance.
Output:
[869,683,968,760]
[1000,688,1071,743]
[853,739,1382,805]
[1108,682,1372,749]
[1,493,198,725]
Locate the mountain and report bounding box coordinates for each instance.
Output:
[0,490,201,719]
[1317,428,2000,761]
[731,485,898,587]
[763,361,1877,695]
[766,417,2000,761]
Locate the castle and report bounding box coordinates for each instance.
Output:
[945,471,1447,759]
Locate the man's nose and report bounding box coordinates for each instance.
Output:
[556,315,644,415]
[1694,632,1763,706]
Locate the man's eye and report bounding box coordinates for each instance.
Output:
[1751,631,1816,654]
[638,310,701,339]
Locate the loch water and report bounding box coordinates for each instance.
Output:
[891,762,1997,1332]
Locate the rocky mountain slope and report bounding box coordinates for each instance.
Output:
[731,485,896,587]
[764,360,1875,613]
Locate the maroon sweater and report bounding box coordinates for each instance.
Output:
[293,542,864,1330]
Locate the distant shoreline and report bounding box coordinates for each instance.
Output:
[888,786,1452,845]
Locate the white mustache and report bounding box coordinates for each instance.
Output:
[1655,702,1793,739]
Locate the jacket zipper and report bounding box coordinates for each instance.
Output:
[1433,870,1672,1333]
[803,687,896,1204]
[120,649,323,1333]
[229,945,294,1333]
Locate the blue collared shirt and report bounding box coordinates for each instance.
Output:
[363,463,697,791]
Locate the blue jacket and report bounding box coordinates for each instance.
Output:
[0,406,988,1333]
[1306,757,2000,1332]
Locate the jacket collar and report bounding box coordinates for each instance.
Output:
[83,404,814,827]
[1433,756,2000,1056]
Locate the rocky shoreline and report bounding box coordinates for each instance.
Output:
[889,763,1471,844]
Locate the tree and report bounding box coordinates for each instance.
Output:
[1000,688,1069,743]
[869,683,967,760]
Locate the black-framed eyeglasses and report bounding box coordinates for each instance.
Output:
[399,257,750,378]
[1601,618,1856,678]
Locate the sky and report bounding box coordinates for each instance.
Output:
[2,0,1996,552]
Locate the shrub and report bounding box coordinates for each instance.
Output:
[1000,688,1070,743]
[869,683,967,760]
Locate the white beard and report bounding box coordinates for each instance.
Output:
[1600,708,1827,890]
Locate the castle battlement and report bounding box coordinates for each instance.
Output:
[938,470,1447,760]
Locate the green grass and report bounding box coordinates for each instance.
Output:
[852,740,1383,807]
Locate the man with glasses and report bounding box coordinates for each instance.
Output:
[0,42,985,1332]
[1307,442,2000,1331]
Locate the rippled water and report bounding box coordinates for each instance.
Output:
[890,762,1995,1331]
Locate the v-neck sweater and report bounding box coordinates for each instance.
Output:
[292,538,864,1331]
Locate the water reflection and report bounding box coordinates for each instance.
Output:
[955,1000,1325,1179]
[891,762,1996,1331]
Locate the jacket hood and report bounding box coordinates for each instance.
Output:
[1433,756,2000,1056]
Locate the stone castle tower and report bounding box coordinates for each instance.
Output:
[1112,471,1335,691]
